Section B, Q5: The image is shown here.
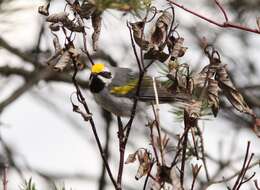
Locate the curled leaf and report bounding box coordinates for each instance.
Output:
[208,79,220,117]
[125,149,152,180]
[151,11,172,49]
[53,50,71,72]
[135,150,151,180]
[47,12,69,23]
[216,65,254,116]
[185,101,202,119]
[125,152,137,164]
[38,2,50,16]
[130,21,151,50]
[47,12,84,32]
[170,37,187,58]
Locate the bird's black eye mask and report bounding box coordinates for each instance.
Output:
[99,71,112,79]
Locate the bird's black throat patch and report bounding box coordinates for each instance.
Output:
[89,75,105,93]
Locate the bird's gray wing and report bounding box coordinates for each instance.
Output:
[109,68,191,102]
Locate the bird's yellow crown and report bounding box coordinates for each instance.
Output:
[91,63,105,73]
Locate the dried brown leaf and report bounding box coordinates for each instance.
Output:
[151,11,172,49]
[171,37,187,58]
[185,101,202,119]
[135,161,150,180]
[38,3,50,16]
[126,149,151,180]
[125,152,137,164]
[208,79,220,117]
[216,65,254,116]
[47,12,69,23]
[135,150,151,180]
[130,21,151,50]
[53,50,71,72]
[47,12,84,32]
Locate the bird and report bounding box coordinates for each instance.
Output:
[88,63,190,117]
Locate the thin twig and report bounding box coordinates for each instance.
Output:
[117,116,125,189]
[214,0,228,22]
[190,164,202,190]
[196,125,210,182]
[180,110,191,186]
[71,52,117,189]
[98,110,112,190]
[167,0,260,34]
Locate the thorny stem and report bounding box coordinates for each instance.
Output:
[71,57,117,189]
[167,0,260,35]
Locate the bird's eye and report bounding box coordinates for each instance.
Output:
[100,71,112,79]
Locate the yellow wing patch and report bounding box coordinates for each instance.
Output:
[110,80,138,95]
[91,63,104,73]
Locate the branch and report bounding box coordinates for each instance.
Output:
[167,0,260,35]
[0,36,35,63]
[0,68,51,112]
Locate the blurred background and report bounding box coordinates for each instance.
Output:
[0,0,259,189]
